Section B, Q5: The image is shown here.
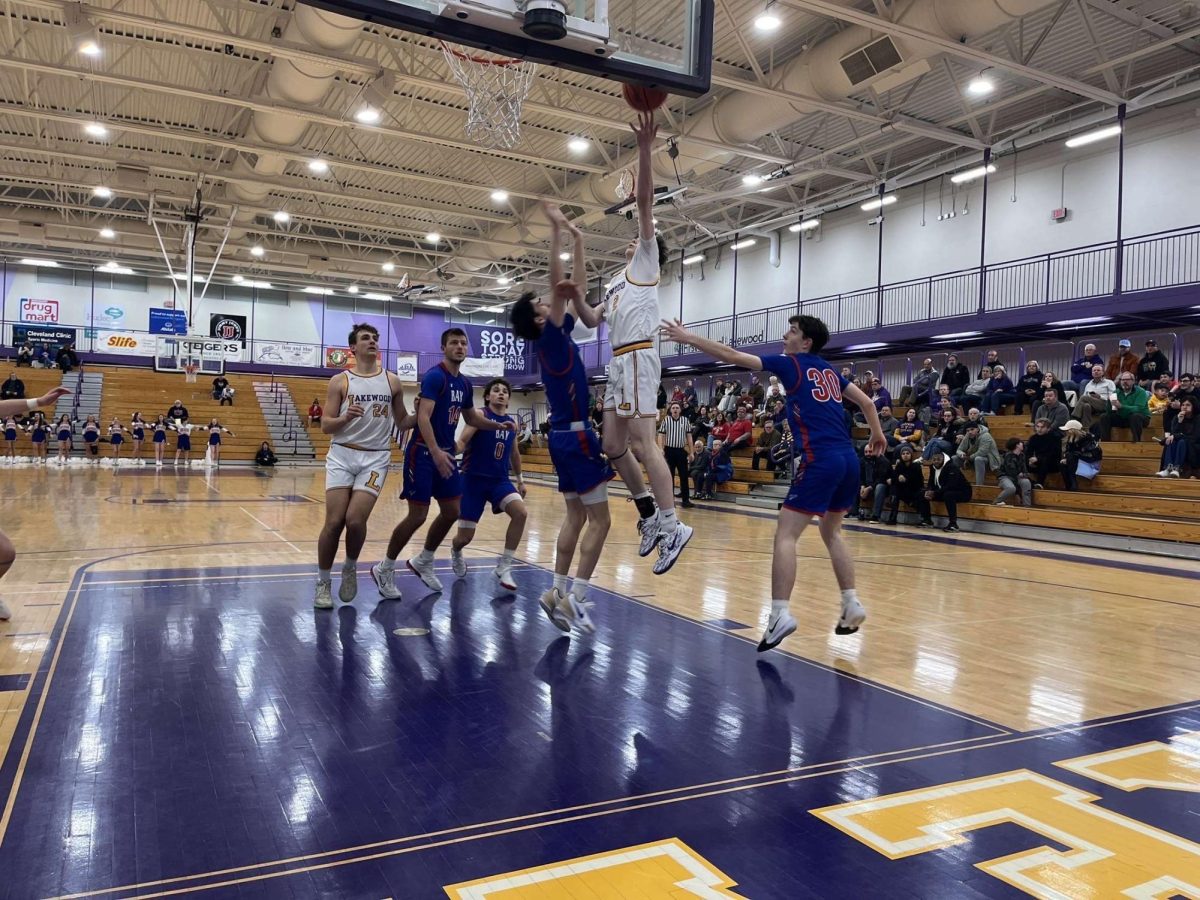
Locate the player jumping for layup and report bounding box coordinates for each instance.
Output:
[510,203,614,634]
[566,110,690,576]
[316,323,412,609]
[373,328,513,600]
[661,315,887,652]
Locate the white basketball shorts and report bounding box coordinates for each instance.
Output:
[603,346,660,418]
[325,444,391,496]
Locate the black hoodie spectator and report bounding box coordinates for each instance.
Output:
[1026,423,1063,488]
[1137,343,1171,387]
[940,359,971,396]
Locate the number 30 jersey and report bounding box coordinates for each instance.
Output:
[759,353,852,463]
[412,362,474,451]
[335,368,395,452]
[461,408,514,479]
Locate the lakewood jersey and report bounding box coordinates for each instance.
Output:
[334,369,395,452]
[603,236,660,347]
[412,362,473,450]
[462,408,515,479]
[536,313,589,426]
[760,353,853,462]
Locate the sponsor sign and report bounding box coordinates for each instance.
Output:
[149,308,188,335]
[476,328,525,371]
[253,342,320,367]
[209,313,247,345]
[19,298,59,323]
[324,347,357,369]
[158,337,244,362]
[460,357,504,378]
[96,331,153,356]
[12,325,76,347]
[395,353,419,382]
[91,305,125,327]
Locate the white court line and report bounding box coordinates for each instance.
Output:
[240,507,303,554]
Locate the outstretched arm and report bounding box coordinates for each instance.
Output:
[632,110,657,241]
[542,202,570,328]
[0,386,70,418]
[659,319,763,371]
[463,407,513,432]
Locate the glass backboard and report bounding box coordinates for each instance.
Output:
[309,0,713,96]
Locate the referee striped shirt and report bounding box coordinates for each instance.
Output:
[659,414,691,449]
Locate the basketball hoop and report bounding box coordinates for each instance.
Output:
[183,360,199,383]
[441,41,536,150]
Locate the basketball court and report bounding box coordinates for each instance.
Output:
[2,0,1200,897]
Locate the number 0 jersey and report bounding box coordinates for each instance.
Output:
[759,353,852,462]
[334,369,395,452]
[461,408,515,479]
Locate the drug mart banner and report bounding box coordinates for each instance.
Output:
[96,331,155,356]
[254,342,320,367]
[395,353,419,382]
[19,298,59,323]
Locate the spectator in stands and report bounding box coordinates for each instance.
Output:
[590,397,605,433]
[940,354,971,405]
[1101,372,1151,442]
[219,385,235,406]
[769,397,787,428]
[858,446,892,522]
[995,437,1033,507]
[1060,420,1102,490]
[1137,339,1171,389]
[924,407,961,461]
[964,407,989,431]
[1073,364,1117,433]
[1166,374,1196,431]
[255,441,278,467]
[1157,396,1198,478]
[669,383,685,406]
[689,439,710,497]
[746,375,765,409]
[716,378,741,414]
[1026,417,1063,488]
[925,450,972,532]
[682,379,697,407]
[1,373,24,401]
[1156,371,1177,392]
[961,365,992,412]
[1105,339,1139,381]
[1040,370,1068,406]
[1069,343,1104,389]
[537,420,550,447]
[980,365,1016,416]
[709,410,730,448]
[32,344,51,368]
[1033,388,1070,431]
[957,420,1000,485]
[16,343,32,367]
[691,407,712,445]
[752,419,782,470]
[885,443,926,525]
[1149,383,1170,417]
[656,383,667,415]
[55,344,78,372]
[867,377,892,412]
[876,405,900,449]
[697,438,733,500]
[921,384,954,423]
[307,399,322,426]
[899,358,939,411]
[893,407,925,453]
[763,374,784,407]
[1014,361,1044,417]
[979,349,1001,377]
[166,399,189,423]
[211,375,229,401]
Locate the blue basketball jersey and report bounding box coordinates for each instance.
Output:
[536,313,589,426]
[413,362,473,451]
[462,408,515,479]
[759,353,852,463]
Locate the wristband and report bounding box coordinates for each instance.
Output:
[26,398,38,411]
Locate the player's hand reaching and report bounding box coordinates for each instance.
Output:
[554,279,582,304]
[541,201,569,227]
[431,446,455,479]
[865,433,888,458]
[497,420,515,432]
[36,386,71,407]
[659,318,693,346]
[631,109,657,149]
[518,481,527,499]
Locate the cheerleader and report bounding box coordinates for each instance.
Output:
[129,413,146,466]
[171,418,195,467]
[55,414,74,464]
[107,418,128,463]
[80,415,101,465]
[29,413,48,465]
[151,415,168,467]
[3,417,19,464]
[202,418,235,468]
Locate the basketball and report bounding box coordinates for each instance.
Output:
[622,83,668,112]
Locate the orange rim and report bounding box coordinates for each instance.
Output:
[439,40,528,67]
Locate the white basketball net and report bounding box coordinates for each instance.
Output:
[441,42,536,150]
[615,170,634,201]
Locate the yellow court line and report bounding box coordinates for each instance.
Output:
[49,701,1200,900]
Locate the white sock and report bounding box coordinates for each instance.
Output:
[501,549,515,563]
[572,577,589,600]
[415,548,433,565]
[553,573,568,595]
[770,599,789,618]
[342,558,357,571]
[318,568,332,584]
[841,588,859,606]
[379,557,395,572]
[659,508,678,532]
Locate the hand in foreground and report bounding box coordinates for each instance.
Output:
[345,403,365,420]
[540,201,570,227]
[865,434,888,458]
[659,318,692,345]
[37,386,71,407]
[554,279,582,304]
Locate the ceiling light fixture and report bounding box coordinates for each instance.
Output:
[966,69,995,97]
[788,218,820,233]
[303,286,333,295]
[381,261,395,273]
[171,273,207,283]
[497,276,511,285]
[741,174,764,187]
[354,106,381,125]
[100,262,134,275]
[425,299,452,308]
[66,6,101,57]
[347,285,359,294]
[99,227,115,239]
[568,137,590,153]
[246,280,273,289]
[930,331,983,340]
[950,164,997,184]
[844,342,889,352]
[1045,315,1112,327]
[449,296,461,303]
[860,195,897,211]
[93,185,112,199]
[232,274,244,283]
[425,232,441,243]
[683,254,705,265]
[84,122,108,138]
[490,189,509,202]
[354,70,395,126]
[250,245,265,257]
[273,210,290,224]
[559,252,571,261]
[731,239,757,250]
[20,258,58,267]
[1065,124,1122,148]
[307,158,329,174]
[364,292,392,302]
[754,2,781,31]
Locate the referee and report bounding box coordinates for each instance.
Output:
[658,401,694,508]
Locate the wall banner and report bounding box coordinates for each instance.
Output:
[324,347,357,369]
[395,353,419,382]
[209,314,247,345]
[13,325,76,347]
[19,298,59,323]
[254,342,320,367]
[95,331,154,356]
[149,308,188,335]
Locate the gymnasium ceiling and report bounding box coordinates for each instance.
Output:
[0,0,1199,318]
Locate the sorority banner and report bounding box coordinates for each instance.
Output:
[324,347,357,369]
[395,353,419,382]
[12,325,76,347]
[19,298,59,323]
[149,308,188,335]
[95,331,155,356]
[209,313,247,345]
[254,342,320,367]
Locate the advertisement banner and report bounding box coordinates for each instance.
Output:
[91,305,126,327]
[395,353,419,382]
[475,327,526,371]
[96,331,154,356]
[13,325,76,347]
[19,298,59,323]
[254,342,320,367]
[209,313,247,345]
[149,308,188,335]
[460,357,504,378]
[324,347,357,369]
[159,337,245,362]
